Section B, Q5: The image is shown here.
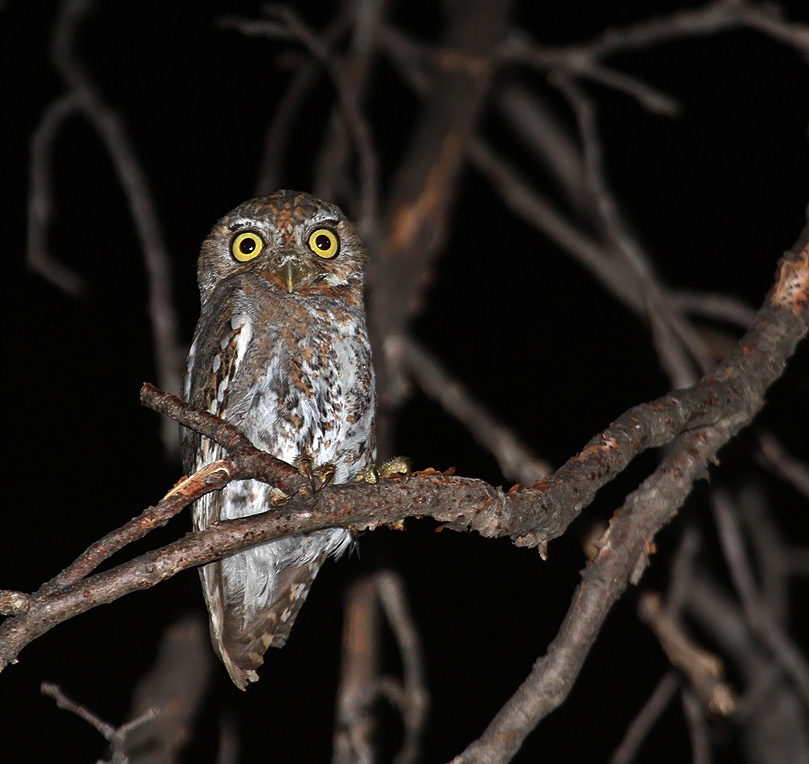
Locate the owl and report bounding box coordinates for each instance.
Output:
[182,190,375,689]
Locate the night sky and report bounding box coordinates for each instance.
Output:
[3,1,809,762]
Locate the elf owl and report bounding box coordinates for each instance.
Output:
[182,190,375,689]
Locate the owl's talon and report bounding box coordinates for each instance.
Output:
[312,463,336,490]
[378,455,411,479]
[294,456,336,491]
[353,456,411,484]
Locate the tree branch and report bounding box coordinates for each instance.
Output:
[450,228,808,762]
[1,226,806,764]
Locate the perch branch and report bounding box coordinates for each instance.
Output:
[1,230,806,734]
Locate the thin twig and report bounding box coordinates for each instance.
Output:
[42,682,116,740]
[610,671,680,764]
[376,572,428,764]
[26,93,84,295]
[53,0,183,455]
[680,687,712,764]
[639,591,735,717]
[222,7,380,239]
[711,489,809,707]
[42,682,158,764]
[389,334,553,486]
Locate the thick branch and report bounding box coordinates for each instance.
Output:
[450,229,809,762]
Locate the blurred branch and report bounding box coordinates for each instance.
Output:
[680,688,711,764]
[332,571,426,764]
[639,591,735,717]
[711,489,809,706]
[38,0,183,455]
[250,12,351,195]
[122,616,212,764]
[369,0,514,452]
[375,572,428,764]
[757,432,809,499]
[555,75,712,387]
[672,291,757,329]
[314,0,388,208]
[389,334,553,485]
[493,85,586,208]
[610,671,681,764]
[26,93,84,295]
[42,682,157,764]
[221,5,380,239]
[687,577,809,764]
[501,0,809,68]
[333,577,380,764]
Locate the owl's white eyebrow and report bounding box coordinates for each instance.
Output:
[227,220,257,232]
[312,217,341,228]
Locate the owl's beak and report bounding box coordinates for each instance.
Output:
[258,251,318,293]
[281,261,297,294]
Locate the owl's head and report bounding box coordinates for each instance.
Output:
[197,190,368,303]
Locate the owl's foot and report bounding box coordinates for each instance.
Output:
[294,455,336,491]
[354,455,411,484]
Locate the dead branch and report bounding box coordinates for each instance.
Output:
[449,230,808,762]
[0,226,805,760]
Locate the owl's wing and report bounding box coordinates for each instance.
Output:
[216,555,325,681]
[182,288,268,689]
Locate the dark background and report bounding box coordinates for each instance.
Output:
[3,1,808,762]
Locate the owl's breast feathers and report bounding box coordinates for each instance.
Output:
[184,273,375,476]
[182,269,375,688]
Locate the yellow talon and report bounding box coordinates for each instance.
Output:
[354,456,411,484]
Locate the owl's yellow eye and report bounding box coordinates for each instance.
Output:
[307,228,339,259]
[232,232,264,262]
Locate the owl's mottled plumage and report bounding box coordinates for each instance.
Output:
[182,190,375,689]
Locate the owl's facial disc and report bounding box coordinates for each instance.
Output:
[256,249,322,293]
